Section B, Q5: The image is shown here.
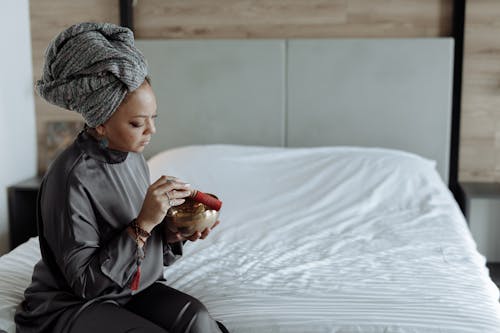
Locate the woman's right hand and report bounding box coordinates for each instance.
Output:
[136,175,192,232]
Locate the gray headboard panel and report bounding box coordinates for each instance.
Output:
[136,38,454,183]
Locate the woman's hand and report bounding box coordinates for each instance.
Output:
[136,175,192,233]
[165,220,220,243]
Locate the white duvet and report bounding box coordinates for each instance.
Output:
[1,144,499,333]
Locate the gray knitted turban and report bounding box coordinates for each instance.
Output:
[36,22,148,127]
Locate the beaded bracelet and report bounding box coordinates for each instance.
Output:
[130,219,151,239]
[130,219,150,291]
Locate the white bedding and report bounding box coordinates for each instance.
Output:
[1,144,500,332]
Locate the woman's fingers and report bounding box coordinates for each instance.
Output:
[153,184,191,208]
[155,181,191,197]
[183,220,221,242]
[200,227,210,239]
[186,231,201,242]
[150,176,192,206]
[150,175,188,190]
[168,189,192,199]
[201,221,219,239]
[150,175,174,189]
[150,175,168,188]
[167,198,185,208]
[163,189,190,207]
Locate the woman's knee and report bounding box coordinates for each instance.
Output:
[186,296,208,315]
[126,283,221,333]
[176,298,221,333]
[188,302,223,333]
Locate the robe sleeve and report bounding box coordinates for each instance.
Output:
[44,176,139,300]
[163,240,184,266]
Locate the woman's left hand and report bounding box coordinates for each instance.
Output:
[165,220,220,243]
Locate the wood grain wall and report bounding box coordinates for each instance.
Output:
[134,0,452,38]
[38,0,500,182]
[460,0,500,182]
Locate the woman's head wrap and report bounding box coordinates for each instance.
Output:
[36,22,148,127]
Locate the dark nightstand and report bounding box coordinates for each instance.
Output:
[460,182,500,289]
[486,263,500,289]
[7,176,42,250]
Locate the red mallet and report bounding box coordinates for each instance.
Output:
[189,190,222,211]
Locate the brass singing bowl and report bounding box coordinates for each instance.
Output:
[164,193,220,237]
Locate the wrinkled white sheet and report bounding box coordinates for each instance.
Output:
[149,144,500,333]
[0,237,39,333]
[1,144,499,333]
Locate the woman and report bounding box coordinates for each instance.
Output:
[14,22,228,333]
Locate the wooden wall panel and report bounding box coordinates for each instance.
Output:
[460,0,500,182]
[134,0,452,39]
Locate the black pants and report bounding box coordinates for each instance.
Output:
[60,283,229,333]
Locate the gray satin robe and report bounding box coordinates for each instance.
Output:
[15,131,183,333]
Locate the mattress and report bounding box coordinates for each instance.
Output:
[0,237,39,333]
[1,144,500,333]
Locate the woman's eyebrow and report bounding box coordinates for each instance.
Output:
[131,114,158,118]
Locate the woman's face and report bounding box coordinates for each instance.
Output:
[96,80,157,153]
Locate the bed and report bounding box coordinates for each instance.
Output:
[1,144,500,332]
[2,38,500,332]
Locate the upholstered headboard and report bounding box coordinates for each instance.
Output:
[136,38,454,183]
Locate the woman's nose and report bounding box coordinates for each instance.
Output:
[145,118,156,135]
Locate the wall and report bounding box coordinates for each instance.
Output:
[460,0,500,182]
[29,0,453,175]
[0,0,37,254]
[134,0,452,38]
[31,1,500,183]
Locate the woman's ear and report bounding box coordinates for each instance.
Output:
[95,124,106,137]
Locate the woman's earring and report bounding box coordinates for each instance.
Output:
[99,137,109,149]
